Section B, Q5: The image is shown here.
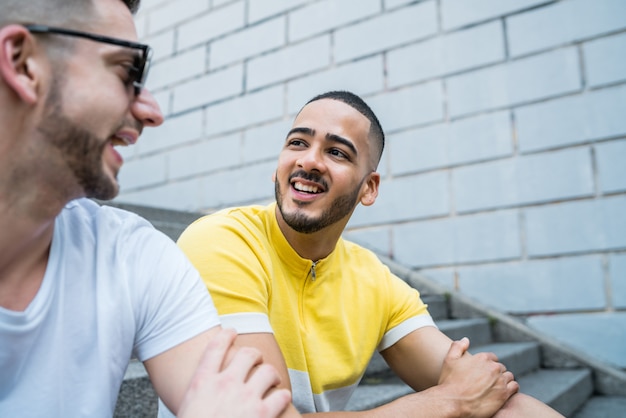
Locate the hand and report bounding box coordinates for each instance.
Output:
[437,337,519,418]
[177,328,291,418]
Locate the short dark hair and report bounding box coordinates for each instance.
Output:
[0,0,141,28]
[123,0,141,14]
[306,91,385,168]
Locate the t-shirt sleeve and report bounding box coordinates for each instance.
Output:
[378,267,437,351]
[122,221,220,361]
[177,213,273,334]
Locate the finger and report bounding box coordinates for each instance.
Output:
[262,389,292,418]
[447,337,470,359]
[198,328,237,374]
[246,364,282,396]
[226,346,264,381]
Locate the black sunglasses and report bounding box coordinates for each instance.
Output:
[24,24,152,96]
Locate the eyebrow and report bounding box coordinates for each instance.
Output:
[286,127,358,156]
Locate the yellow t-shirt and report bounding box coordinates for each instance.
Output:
[178,203,435,413]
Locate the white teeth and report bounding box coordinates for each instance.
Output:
[294,182,320,193]
[112,135,131,146]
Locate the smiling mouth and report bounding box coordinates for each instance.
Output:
[293,181,323,194]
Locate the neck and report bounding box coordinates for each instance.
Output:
[0,120,73,310]
[274,205,347,262]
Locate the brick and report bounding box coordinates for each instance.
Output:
[343,226,392,258]
[118,154,167,190]
[242,119,293,164]
[507,0,626,57]
[136,110,204,155]
[247,36,330,90]
[455,147,593,212]
[149,0,209,34]
[388,110,512,175]
[145,29,175,62]
[334,1,437,63]
[367,82,444,133]
[389,124,449,174]
[516,85,626,153]
[248,0,310,23]
[596,139,626,194]
[525,195,626,256]
[584,32,626,88]
[148,47,206,90]
[169,134,240,180]
[212,0,235,6]
[610,253,626,308]
[384,0,414,10]
[448,111,513,165]
[289,0,380,42]
[388,21,505,88]
[350,172,449,227]
[286,56,384,114]
[447,47,581,117]
[177,1,245,50]
[392,210,521,267]
[210,17,285,69]
[457,256,606,313]
[204,86,284,136]
[527,312,626,368]
[200,161,276,210]
[441,0,552,30]
[172,65,243,113]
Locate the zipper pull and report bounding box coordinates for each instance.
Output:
[311,261,317,281]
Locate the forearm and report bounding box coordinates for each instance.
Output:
[297,385,473,418]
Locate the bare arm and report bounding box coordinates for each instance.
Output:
[144,326,290,418]
[381,327,564,418]
[177,328,291,418]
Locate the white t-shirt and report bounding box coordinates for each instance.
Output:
[0,198,220,418]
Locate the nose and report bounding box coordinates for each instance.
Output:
[296,146,325,173]
[131,88,164,127]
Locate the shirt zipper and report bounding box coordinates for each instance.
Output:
[310,261,318,281]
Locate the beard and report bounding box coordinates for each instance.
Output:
[36,76,119,200]
[275,170,365,234]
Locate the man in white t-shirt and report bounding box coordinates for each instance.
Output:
[0,1,289,417]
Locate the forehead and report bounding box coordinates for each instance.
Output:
[292,99,371,140]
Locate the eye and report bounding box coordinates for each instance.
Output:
[329,148,349,160]
[287,139,307,148]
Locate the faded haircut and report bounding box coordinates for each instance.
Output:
[305,91,385,169]
[0,0,140,28]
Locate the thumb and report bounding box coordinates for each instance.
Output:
[447,337,470,359]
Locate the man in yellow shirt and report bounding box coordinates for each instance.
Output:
[178,91,563,418]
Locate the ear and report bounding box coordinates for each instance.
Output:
[271,171,277,182]
[0,25,40,104]
[359,171,380,207]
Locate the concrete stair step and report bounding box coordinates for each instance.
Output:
[470,341,541,377]
[421,294,448,321]
[571,395,626,418]
[517,368,592,417]
[437,318,493,346]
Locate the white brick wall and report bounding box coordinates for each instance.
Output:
[118,0,626,322]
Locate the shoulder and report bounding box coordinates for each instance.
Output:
[61,198,153,234]
[179,204,272,245]
[341,238,390,271]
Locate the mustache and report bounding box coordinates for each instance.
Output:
[288,170,328,190]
